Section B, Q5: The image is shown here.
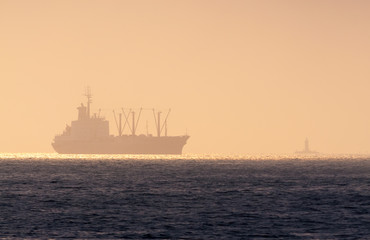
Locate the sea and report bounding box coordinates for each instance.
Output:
[0,153,369,239]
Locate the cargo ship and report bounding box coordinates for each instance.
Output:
[52,90,189,154]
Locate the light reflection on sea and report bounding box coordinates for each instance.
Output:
[1,152,370,161]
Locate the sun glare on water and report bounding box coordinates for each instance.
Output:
[0,153,369,161]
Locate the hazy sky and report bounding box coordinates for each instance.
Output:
[1,0,370,154]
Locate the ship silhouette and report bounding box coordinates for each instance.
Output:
[295,138,318,154]
[52,89,189,154]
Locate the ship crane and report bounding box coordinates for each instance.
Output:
[153,109,171,137]
[130,108,142,136]
[113,108,143,136]
[113,109,132,136]
[121,108,133,134]
[113,111,123,136]
[114,107,171,137]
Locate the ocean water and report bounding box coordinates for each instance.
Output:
[0,154,369,239]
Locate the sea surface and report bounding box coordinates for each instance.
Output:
[0,153,369,239]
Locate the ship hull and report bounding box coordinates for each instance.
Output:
[52,136,189,154]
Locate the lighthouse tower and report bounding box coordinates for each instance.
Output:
[304,138,310,152]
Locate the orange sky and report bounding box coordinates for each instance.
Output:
[1,0,370,154]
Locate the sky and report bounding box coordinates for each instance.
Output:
[1,0,370,154]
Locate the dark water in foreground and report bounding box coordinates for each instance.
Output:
[0,154,369,239]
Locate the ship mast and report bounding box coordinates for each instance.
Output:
[85,87,92,119]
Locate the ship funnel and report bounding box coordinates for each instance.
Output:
[77,103,88,120]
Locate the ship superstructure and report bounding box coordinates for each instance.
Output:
[52,89,189,154]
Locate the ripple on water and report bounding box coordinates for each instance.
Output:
[0,154,370,238]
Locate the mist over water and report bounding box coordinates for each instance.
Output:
[1,154,369,239]
[2,1,370,154]
[2,1,370,238]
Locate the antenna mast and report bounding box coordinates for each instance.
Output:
[85,87,92,119]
